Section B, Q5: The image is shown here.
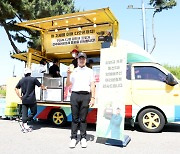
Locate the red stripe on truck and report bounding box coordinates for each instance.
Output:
[36,106,59,120]
[125,105,132,118]
[86,109,97,123]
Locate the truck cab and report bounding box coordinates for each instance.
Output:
[126,62,180,132]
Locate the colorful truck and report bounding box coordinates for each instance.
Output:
[6,8,180,133]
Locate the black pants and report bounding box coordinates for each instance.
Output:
[22,104,37,123]
[70,92,90,139]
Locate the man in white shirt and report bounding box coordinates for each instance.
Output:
[66,52,95,148]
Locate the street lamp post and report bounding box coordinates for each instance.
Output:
[141,0,148,51]
[128,0,149,52]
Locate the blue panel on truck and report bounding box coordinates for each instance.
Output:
[175,105,180,121]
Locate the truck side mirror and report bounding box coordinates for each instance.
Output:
[166,73,178,86]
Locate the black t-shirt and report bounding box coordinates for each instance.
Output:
[72,58,78,68]
[49,64,60,77]
[16,76,41,104]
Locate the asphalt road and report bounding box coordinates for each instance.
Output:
[0,119,180,154]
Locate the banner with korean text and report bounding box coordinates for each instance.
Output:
[43,25,113,54]
[96,46,127,142]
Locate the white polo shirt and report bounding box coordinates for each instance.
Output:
[70,66,94,92]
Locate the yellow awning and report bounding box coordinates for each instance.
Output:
[16,8,118,35]
[11,48,51,64]
[15,8,119,64]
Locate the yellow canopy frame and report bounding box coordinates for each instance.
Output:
[14,8,119,65]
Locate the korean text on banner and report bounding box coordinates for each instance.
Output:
[96,46,127,141]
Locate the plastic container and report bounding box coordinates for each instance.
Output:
[0,98,6,118]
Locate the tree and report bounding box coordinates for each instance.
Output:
[0,0,77,54]
[149,0,176,54]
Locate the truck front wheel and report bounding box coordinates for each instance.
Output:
[49,109,67,126]
[138,108,165,133]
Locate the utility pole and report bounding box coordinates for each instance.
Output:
[141,0,148,51]
[13,65,16,77]
[128,0,153,52]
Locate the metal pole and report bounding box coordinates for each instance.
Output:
[141,0,148,51]
[27,51,32,68]
[13,65,15,77]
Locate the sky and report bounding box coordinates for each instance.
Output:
[0,0,180,85]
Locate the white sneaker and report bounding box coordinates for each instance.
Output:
[21,123,33,132]
[81,138,87,148]
[69,139,77,148]
[19,122,28,133]
[23,123,30,129]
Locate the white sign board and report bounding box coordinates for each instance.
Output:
[96,46,127,141]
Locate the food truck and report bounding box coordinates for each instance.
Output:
[6,8,180,133]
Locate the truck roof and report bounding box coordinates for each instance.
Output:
[127,62,160,65]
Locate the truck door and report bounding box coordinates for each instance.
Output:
[131,65,180,115]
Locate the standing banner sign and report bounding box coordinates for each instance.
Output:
[96,46,127,144]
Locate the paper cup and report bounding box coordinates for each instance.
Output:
[69,64,74,72]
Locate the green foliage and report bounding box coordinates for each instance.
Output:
[149,0,177,12]
[0,0,77,53]
[0,89,6,97]
[163,64,180,79]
